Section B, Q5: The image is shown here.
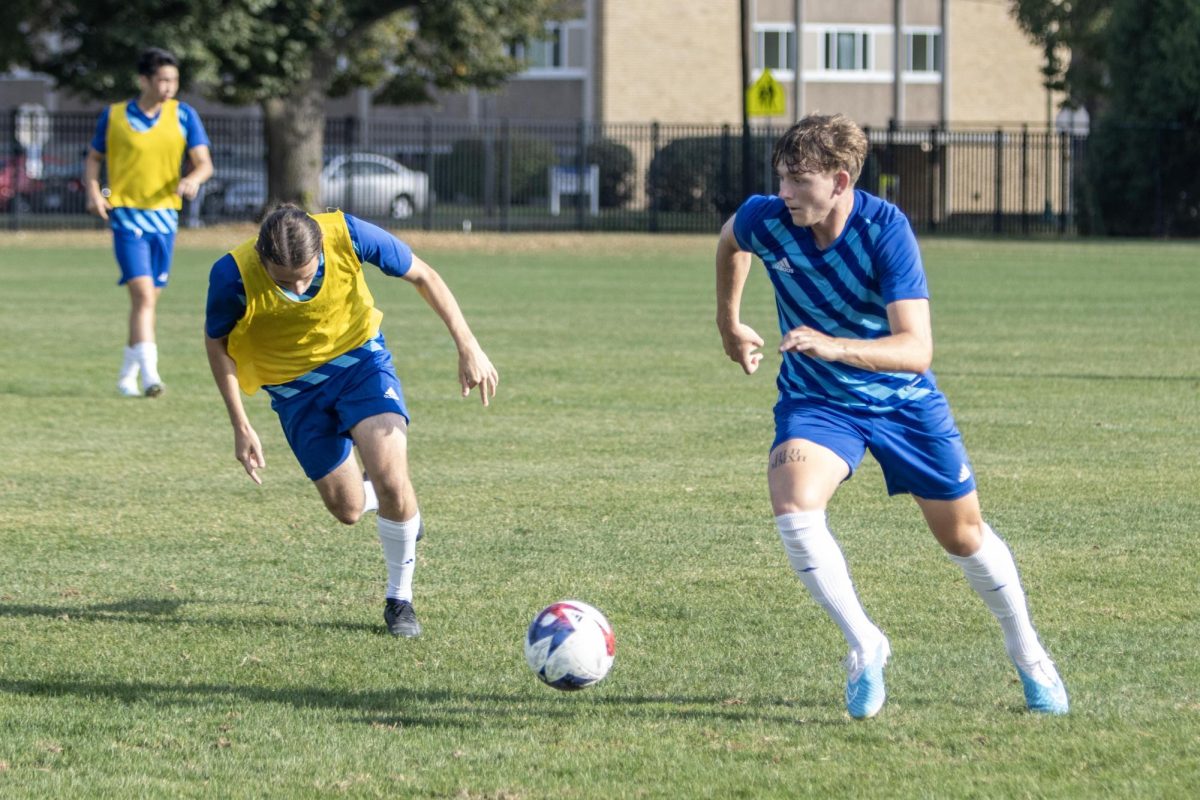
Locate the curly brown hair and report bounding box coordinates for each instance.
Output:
[771,113,868,183]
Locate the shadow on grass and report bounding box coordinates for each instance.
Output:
[0,598,378,634]
[0,675,835,729]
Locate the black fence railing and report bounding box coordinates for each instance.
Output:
[0,109,1126,236]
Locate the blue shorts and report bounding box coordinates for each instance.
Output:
[269,346,410,481]
[113,226,176,288]
[772,392,976,500]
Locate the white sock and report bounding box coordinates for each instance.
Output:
[132,342,161,388]
[377,512,420,602]
[948,523,1048,669]
[118,346,140,385]
[776,511,886,655]
[362,477,379,514]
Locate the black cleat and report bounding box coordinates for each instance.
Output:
[384,599,421,638]
[143,382,166,398]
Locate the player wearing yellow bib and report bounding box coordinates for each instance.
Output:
[204,206,498,637]
[85,47,213,398]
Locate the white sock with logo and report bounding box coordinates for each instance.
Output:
[948,523,1048,669]
[776,511,886,655]
[118,346,140,386]
[133,342,161,388]
[377,512,420,602]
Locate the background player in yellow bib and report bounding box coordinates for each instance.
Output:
[204,205,498,637]
[85,47,213,398]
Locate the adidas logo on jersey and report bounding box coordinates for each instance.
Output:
[958,463,972,482]
[768,257,794,274]
[384,387,400,401]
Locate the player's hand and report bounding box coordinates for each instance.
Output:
[720,322,765,375]
[233,426,266,485]
[176,176,200,200]
[780,325,840,362]
[458,344,498,406]
[86,190,111,221]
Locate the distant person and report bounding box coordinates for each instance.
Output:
[85,46,212,398]
[204,205,498,637]
[714,113,1068,718]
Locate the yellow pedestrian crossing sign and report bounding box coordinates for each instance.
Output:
[747,70,786,117]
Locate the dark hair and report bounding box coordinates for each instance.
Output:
[255,205,323,269]
[772,113,869,184]
[137,47,179,77]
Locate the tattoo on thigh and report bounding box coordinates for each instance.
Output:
[770,448,807,469]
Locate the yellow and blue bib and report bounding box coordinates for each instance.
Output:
[227,211,384,395]
[105,98,186,211]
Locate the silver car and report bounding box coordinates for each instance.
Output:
[321,153,429,219]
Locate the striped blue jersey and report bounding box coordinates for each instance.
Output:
[732,190,937,413]
[90,100,210,235]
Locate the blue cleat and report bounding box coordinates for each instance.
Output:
[1016,659,1069,715]
[845,638,890,719]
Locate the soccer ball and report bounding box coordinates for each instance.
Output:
[524,600,615,691]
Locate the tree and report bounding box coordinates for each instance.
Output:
[1010,0,1114,119]
[1013,0,1200,235]
[17,0,563,211]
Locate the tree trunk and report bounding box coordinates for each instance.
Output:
[261,80,326,215]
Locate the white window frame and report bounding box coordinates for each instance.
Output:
[754,23,796,80]
[904,26,942,83]
[511,19,587,79]
[809,24,892,83]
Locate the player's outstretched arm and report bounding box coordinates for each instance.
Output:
[204,334,266,483]
[715,217,764,375]
[401,256,499,406]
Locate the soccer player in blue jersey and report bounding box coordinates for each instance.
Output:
[715,114,1067,718]
[204,205,498,637]
[85,47,213,398]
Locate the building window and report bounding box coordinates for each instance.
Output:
[755,25,796,72]
[906,31,941,72]
[509,20,586,75]
[823,30,872,71]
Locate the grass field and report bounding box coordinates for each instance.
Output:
[1,230,1198,798]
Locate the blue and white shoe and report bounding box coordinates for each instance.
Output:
[1016,658,1069,715]
[845,638,890,719]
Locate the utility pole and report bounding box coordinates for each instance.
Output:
[741,0,753,201]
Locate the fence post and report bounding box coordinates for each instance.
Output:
[501,119,512,233]
[1059,129,1069,235]
[649,121,660,233]
[1020,124,1029,235]
[993,128,1004,235]
[423,116,434,231]
[6,109,17,231]
[576,118,587,231]
[483,122,496,221]
[927,125,938,233]
[344,116,358,217]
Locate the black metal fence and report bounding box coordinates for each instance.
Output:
[0,109,1100,236]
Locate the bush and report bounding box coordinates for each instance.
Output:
[583,138,635,208]
[434,135,558,205]
[647,132,776,215]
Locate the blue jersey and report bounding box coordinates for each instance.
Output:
[91,100,210,235]
[733,190,937,413]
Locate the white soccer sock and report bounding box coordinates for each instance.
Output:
[377,512,420,602]
[362,477,379,514]
[948,523,1048,668]
[776,511,886,654]
[132,341,161,387]
[118,346,140,384]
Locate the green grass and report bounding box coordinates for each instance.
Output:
[1,232,1198,798]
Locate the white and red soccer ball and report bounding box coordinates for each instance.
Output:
[524,600,615,690]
